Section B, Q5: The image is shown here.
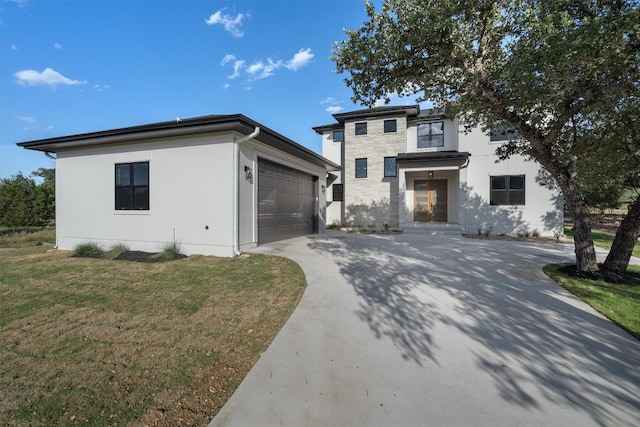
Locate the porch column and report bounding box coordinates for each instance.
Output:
[398,167,406,227]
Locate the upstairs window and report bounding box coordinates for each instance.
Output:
[355,122,368,135]
[384,119,397,133]
[333,130,344,142]
[115,162,149,210]
[490,127,521,142]
[417,122,444,148]
[490,175,525,205]
[355,158,368,178]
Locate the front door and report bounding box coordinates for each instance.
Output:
[414,179,448,222]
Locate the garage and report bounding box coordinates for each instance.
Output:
[257,158,317,244]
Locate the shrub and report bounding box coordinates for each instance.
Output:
[103,243,129,260]
[154,242,183,262]
[73,242,102,257]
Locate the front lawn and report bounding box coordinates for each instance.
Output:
[0,242,305,426]
[564,226,640,258]
[544,264,640,340]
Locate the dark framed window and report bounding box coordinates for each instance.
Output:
[332,183,344,202]
[384,157,397,177]
[417,122,444,148]
[115,161,149,210]
[384,119,397,133]
[490,175,525,205]
[333,130,344,142]
[355,158,367,178]
[490,127,521,142]
[355,122,367,135]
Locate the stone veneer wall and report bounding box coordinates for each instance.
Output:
[343,115,407,228]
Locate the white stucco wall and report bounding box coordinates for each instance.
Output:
[55,134,237,257]
[320,130,344,226]
[458,125,564,236]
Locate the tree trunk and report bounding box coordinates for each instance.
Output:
[603,194,640,273]
[565,185,599,273]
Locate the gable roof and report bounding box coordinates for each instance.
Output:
[17,114,340,170]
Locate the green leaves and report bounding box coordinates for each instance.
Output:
[0,168,55,227]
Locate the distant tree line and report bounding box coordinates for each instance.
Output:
[0,168,55,228]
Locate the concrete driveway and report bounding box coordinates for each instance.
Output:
[210,232,640,427]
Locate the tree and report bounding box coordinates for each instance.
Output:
[0,168,55,227]
[332,0,640,273]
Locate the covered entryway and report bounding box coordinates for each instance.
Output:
[414,179,448,222]
[257,158,316,244]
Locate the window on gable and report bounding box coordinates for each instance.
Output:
[490,175,525,205]
[333,130,344,142]
[384,119,397,133]
[355,158,367,178]
[490,127,521,142]
[115,161,149,210]
[417,122,444,148]
[384,157,397,177]
[355,122,367,135]
[332,183,344,202]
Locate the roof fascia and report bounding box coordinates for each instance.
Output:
[332,105,420,123]
[17,114,340,171]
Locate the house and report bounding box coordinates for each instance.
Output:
[18,114,339,257]
[313,105,563,236]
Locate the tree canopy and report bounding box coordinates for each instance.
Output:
[0,168,55,228]
[333,0,640,274]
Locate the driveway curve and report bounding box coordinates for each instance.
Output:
[211,232,640,427]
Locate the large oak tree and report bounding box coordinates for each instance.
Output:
[333,0,640,273]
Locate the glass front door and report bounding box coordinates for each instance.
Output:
[414,179,448,222]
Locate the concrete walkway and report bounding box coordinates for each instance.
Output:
[210,232,640,427]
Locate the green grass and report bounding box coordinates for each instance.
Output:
[544,263,640,340]
[0,227,55,248]
[0,242,306,426]
[564,226,640,258]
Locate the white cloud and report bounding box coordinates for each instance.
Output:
[92,84,110,92]
[223,48,314,82]
[54,42,62,49]
[14,67,86,87]
[247,59,284,79]
[229,60,245,79]
[221,54,245,79]
[16,115,35,123]
[321,97,338,104]
[286,48,314,71]
[221,54,236,65]
[205,10,247,37]
[325,106,344,114]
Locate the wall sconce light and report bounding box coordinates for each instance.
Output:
[244,166,253,184]
[428,171,434,179]
[321,185,326,194]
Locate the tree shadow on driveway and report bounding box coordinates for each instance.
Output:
[308,232,640,426]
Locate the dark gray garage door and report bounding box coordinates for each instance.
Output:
[258,158,316,244]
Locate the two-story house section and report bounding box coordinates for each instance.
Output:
[313,105,563,237]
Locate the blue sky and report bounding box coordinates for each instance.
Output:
[0,0,412,179]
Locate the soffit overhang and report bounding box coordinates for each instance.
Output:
[17,114,340,171]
